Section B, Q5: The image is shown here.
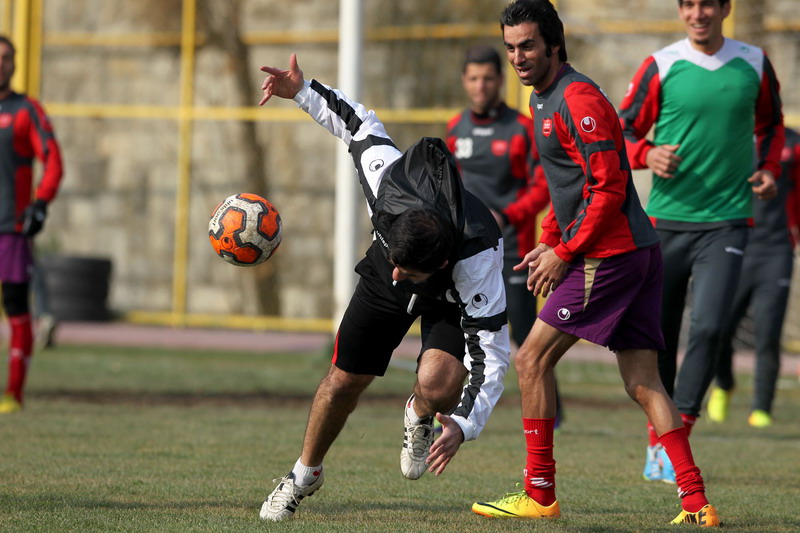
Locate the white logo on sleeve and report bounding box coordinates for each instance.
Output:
[580,117,596,133]
[557,308,571,320]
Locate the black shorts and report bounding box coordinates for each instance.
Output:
[333,254,465,376]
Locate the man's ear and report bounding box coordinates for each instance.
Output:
[438,259,449,270]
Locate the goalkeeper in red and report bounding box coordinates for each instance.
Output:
[0,35,64,414]
[472,0,719,526]
[618,0,784,483]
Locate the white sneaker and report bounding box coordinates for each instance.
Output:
[400,395,434,480]
[259,470,324,521]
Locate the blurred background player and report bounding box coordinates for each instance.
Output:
[0,35,64,414]
[257,54,510,521]
[706,127,800,428]
[446,45,564,428]
[618,0,784,482]
[473,0,718,526]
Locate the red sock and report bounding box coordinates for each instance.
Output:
[522,418,556,506]
[647,421,659,446]
[680,413,697,437]
[659,427,708,512]
[6,313,33,403]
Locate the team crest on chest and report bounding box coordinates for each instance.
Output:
[491,139,508,156]
[542,118,553,137]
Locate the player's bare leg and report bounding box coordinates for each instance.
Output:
[473,319,576,518]
[302,365,374,465]
[261,365,373,521]
[616,349,719,526]
[402,348,467,479]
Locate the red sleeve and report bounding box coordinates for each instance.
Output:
[538,202,561,248]
[618,56,661,170]
[551,83,629,262]
[754,54,784,178]
[27,98,64,203]
[786,142,800,247]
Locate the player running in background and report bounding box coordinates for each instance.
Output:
[256,54,510,521]
[472,0,719,526]
[446,45,564,426]
[707,127,800,428]
[0,35,64,414]
[618,0,784,482]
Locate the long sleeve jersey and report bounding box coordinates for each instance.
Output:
[619,38,784,226]
[0,92,64,233]
[751,127,800,251]
[446,104,549,259]
[292,79,510,442]
[529,64,658,263]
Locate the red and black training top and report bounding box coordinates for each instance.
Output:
[0,92,64,233]
[529,64,658,263]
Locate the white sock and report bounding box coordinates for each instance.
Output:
[405,396,423,424]
[292,458,323,487]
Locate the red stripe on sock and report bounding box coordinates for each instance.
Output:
[659,427,708,512]
[522,418,556,506]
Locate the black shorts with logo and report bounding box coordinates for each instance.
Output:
[333,245,465,376]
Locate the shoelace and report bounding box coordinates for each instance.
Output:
[267,476,299,510]
[406,419,433,457]
[497,489,529,505]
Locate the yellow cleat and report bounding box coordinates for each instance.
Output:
[706,387,731,423]
[0,394,22,414]
[472,490,560,519]
[748,409,772,428]
[671,504,720,527]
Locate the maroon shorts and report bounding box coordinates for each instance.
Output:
[0,233,33,283]
[538,245,665,352]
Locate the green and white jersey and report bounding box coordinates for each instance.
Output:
[620,38,784,226]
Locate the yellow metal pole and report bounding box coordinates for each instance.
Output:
[26,0,40,98]
[1,0,12,36]
[11,0,30,93]
[723,0,736,39]
[171,0,197,325]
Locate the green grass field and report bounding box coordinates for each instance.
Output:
[1,342,798,532]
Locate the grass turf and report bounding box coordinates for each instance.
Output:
[0,343,798,532]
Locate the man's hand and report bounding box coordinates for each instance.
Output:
[425,413,464,476]
[645,144,682,179]
[259,53,305,106]
[22,199,48,237]
[513,243,567,297]
[749,169,777,201]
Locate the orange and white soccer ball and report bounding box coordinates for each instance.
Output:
[208,193,282,266]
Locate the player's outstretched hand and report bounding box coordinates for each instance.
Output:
[259,53,305,105]
[425,412,464,476]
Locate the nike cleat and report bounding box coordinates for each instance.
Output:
[671,504,721,527]
[707,387,731,423]
[748,409,772,428]
[472,490,560,519]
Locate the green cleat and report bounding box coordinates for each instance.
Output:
[748,409,772,428]
[706,387,731,423]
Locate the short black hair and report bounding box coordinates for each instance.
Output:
[463,45,502,75]
[387,208,456,274]
[678,0,729,5]
[0,35,15,55]
[500,0,568,62]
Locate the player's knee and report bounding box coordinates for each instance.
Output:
[514,348,550,380]
[324,365,373,398]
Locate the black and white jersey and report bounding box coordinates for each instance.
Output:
[293,79,510,441]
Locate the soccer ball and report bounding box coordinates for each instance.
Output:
[208,193,282,266]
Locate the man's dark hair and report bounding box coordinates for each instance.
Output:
[500,0,568,62]
[463,45,502,75]
[387,208,456,274]
[0,35,15,55]
[678,0,729,5]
